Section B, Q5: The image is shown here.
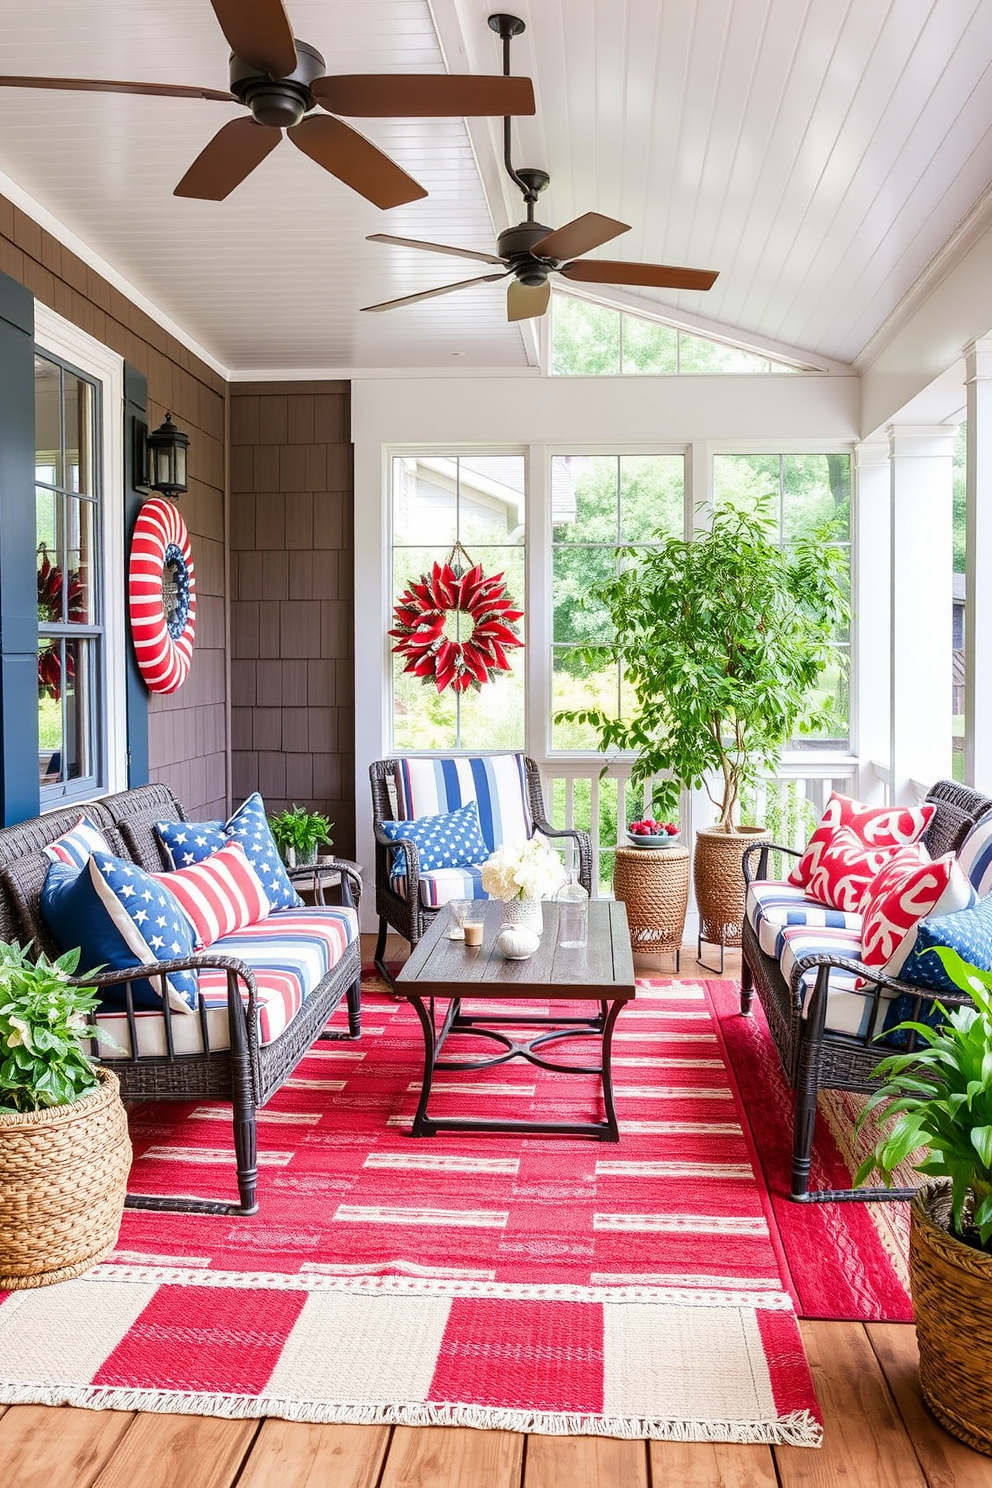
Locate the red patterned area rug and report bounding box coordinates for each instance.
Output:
[708,979,914,1322]
[0,974,822,1445]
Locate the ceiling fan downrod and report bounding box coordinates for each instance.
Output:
[488,13,541,206]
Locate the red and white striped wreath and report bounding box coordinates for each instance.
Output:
[390,552,524,694]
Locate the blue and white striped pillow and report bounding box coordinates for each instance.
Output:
[957,808,992,896]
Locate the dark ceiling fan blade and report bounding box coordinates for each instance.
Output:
[313,74,535,118]
[531,213,630,262]
[507,280,551,322]
[0,74,232,102]
[174,117,279,200]
[367,233,505,266]
[289,115,427,208]
[362,272,508,313]
[561,260,719,291]
[208,0,297,79]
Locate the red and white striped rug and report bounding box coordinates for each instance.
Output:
[0,975,821,1445]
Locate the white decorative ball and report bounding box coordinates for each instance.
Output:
[496,924,540,960]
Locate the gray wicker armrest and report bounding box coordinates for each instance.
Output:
[788,950,976,1026]
[742,840,802,885]
[71,951,258,1006]
[287,857,363,908]
[531,816,593,895]
[372,823,424,906]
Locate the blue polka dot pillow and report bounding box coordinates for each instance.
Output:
[155,792,303,910]
[380,800,488,876]
[884,894,992,1043]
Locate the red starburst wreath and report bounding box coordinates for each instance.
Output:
[390,545,524,694]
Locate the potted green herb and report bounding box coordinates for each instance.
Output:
[556,500,846,948]
[0,941,131,1289]
[855,946,992,1455]
[268,804,334,868]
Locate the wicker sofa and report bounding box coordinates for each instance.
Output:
[0,783,363,1217]
[740,779,992,1203]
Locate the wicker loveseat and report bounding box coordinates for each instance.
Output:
[741,779,992,1202]
[370,753,592,985]
[0,783,363,1216]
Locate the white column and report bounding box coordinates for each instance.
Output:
[854,439,891,804]
[888,424,956,802]
[965,339,992,791]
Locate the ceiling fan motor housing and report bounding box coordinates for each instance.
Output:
[229,40,325,129]
[497,220,560,285]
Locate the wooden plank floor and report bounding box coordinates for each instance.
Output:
[0,941,985,1486]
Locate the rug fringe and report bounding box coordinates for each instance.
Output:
[0,1383,822,1445]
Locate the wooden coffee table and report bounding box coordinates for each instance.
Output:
[396,899,636,1141]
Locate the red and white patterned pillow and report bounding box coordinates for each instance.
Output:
[789,793,934,893]
[803,825,912,913]
[154,841,271,950]
[859,846,976,981]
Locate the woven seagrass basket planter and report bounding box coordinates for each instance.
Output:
[694,825,770,949]
[910,1181,992,1456]
[0,1068,131,1290]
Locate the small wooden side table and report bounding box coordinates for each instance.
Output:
[612,845,690,971]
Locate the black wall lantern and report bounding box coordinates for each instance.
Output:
[135,412,190,496]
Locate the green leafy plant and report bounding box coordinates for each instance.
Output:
[854,946,992,1252]
[555,500,847,828]
[268,804,333,860]
[0,941,104,1113]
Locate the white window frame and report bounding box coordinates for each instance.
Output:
[35,302,126,802]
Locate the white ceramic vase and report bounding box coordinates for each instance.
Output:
[501,896,543,935]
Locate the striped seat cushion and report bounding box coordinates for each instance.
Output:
[96,905,358,1057]
[778,923,897,1038]
[390,865,489,908]
[393,755,531,854]
[956,807,992,895]
[746,880,863,958]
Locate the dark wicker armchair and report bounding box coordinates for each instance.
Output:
[740,779,992,1203]
[0,783,363,1217]
[370,754,592,985]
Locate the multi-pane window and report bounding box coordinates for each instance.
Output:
[712,453,851,748]
[550,454,685,750]
[551,294,802,376]
[391,455,525,751]
[35,353,102,796]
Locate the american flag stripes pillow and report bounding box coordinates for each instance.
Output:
[43,813,114,868]
[153,841,271,950]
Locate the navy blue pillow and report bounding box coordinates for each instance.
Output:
[380,800,489,876]
[41,855,198,1013]
[156,791,303,909]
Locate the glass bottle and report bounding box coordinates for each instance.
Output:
[556,875,588,948]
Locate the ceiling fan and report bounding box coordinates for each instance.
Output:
[0,0,536,209]
[362,13,718,319]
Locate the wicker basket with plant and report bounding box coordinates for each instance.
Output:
[855,946,992,1455]
[0,940,130,1289]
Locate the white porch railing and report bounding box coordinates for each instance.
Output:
[538,757,859,895]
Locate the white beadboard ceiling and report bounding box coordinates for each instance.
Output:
[0,0,990,373]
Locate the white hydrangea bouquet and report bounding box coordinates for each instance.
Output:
[480,832,567,909]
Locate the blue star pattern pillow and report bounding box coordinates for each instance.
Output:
[380,800,489,876]
[883,894,992,1045]
[41,855,198,1013]
[155,792,303,909]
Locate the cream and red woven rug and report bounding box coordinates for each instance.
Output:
[0,975,823,1444]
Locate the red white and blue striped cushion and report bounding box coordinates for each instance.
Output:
[43,813,114,868]
[393,755,531,854]
[745,880,863,958]
[390,865,488,908]
[778,923,897,1038]
[152,841,271,950]
[96,905,358,1055]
